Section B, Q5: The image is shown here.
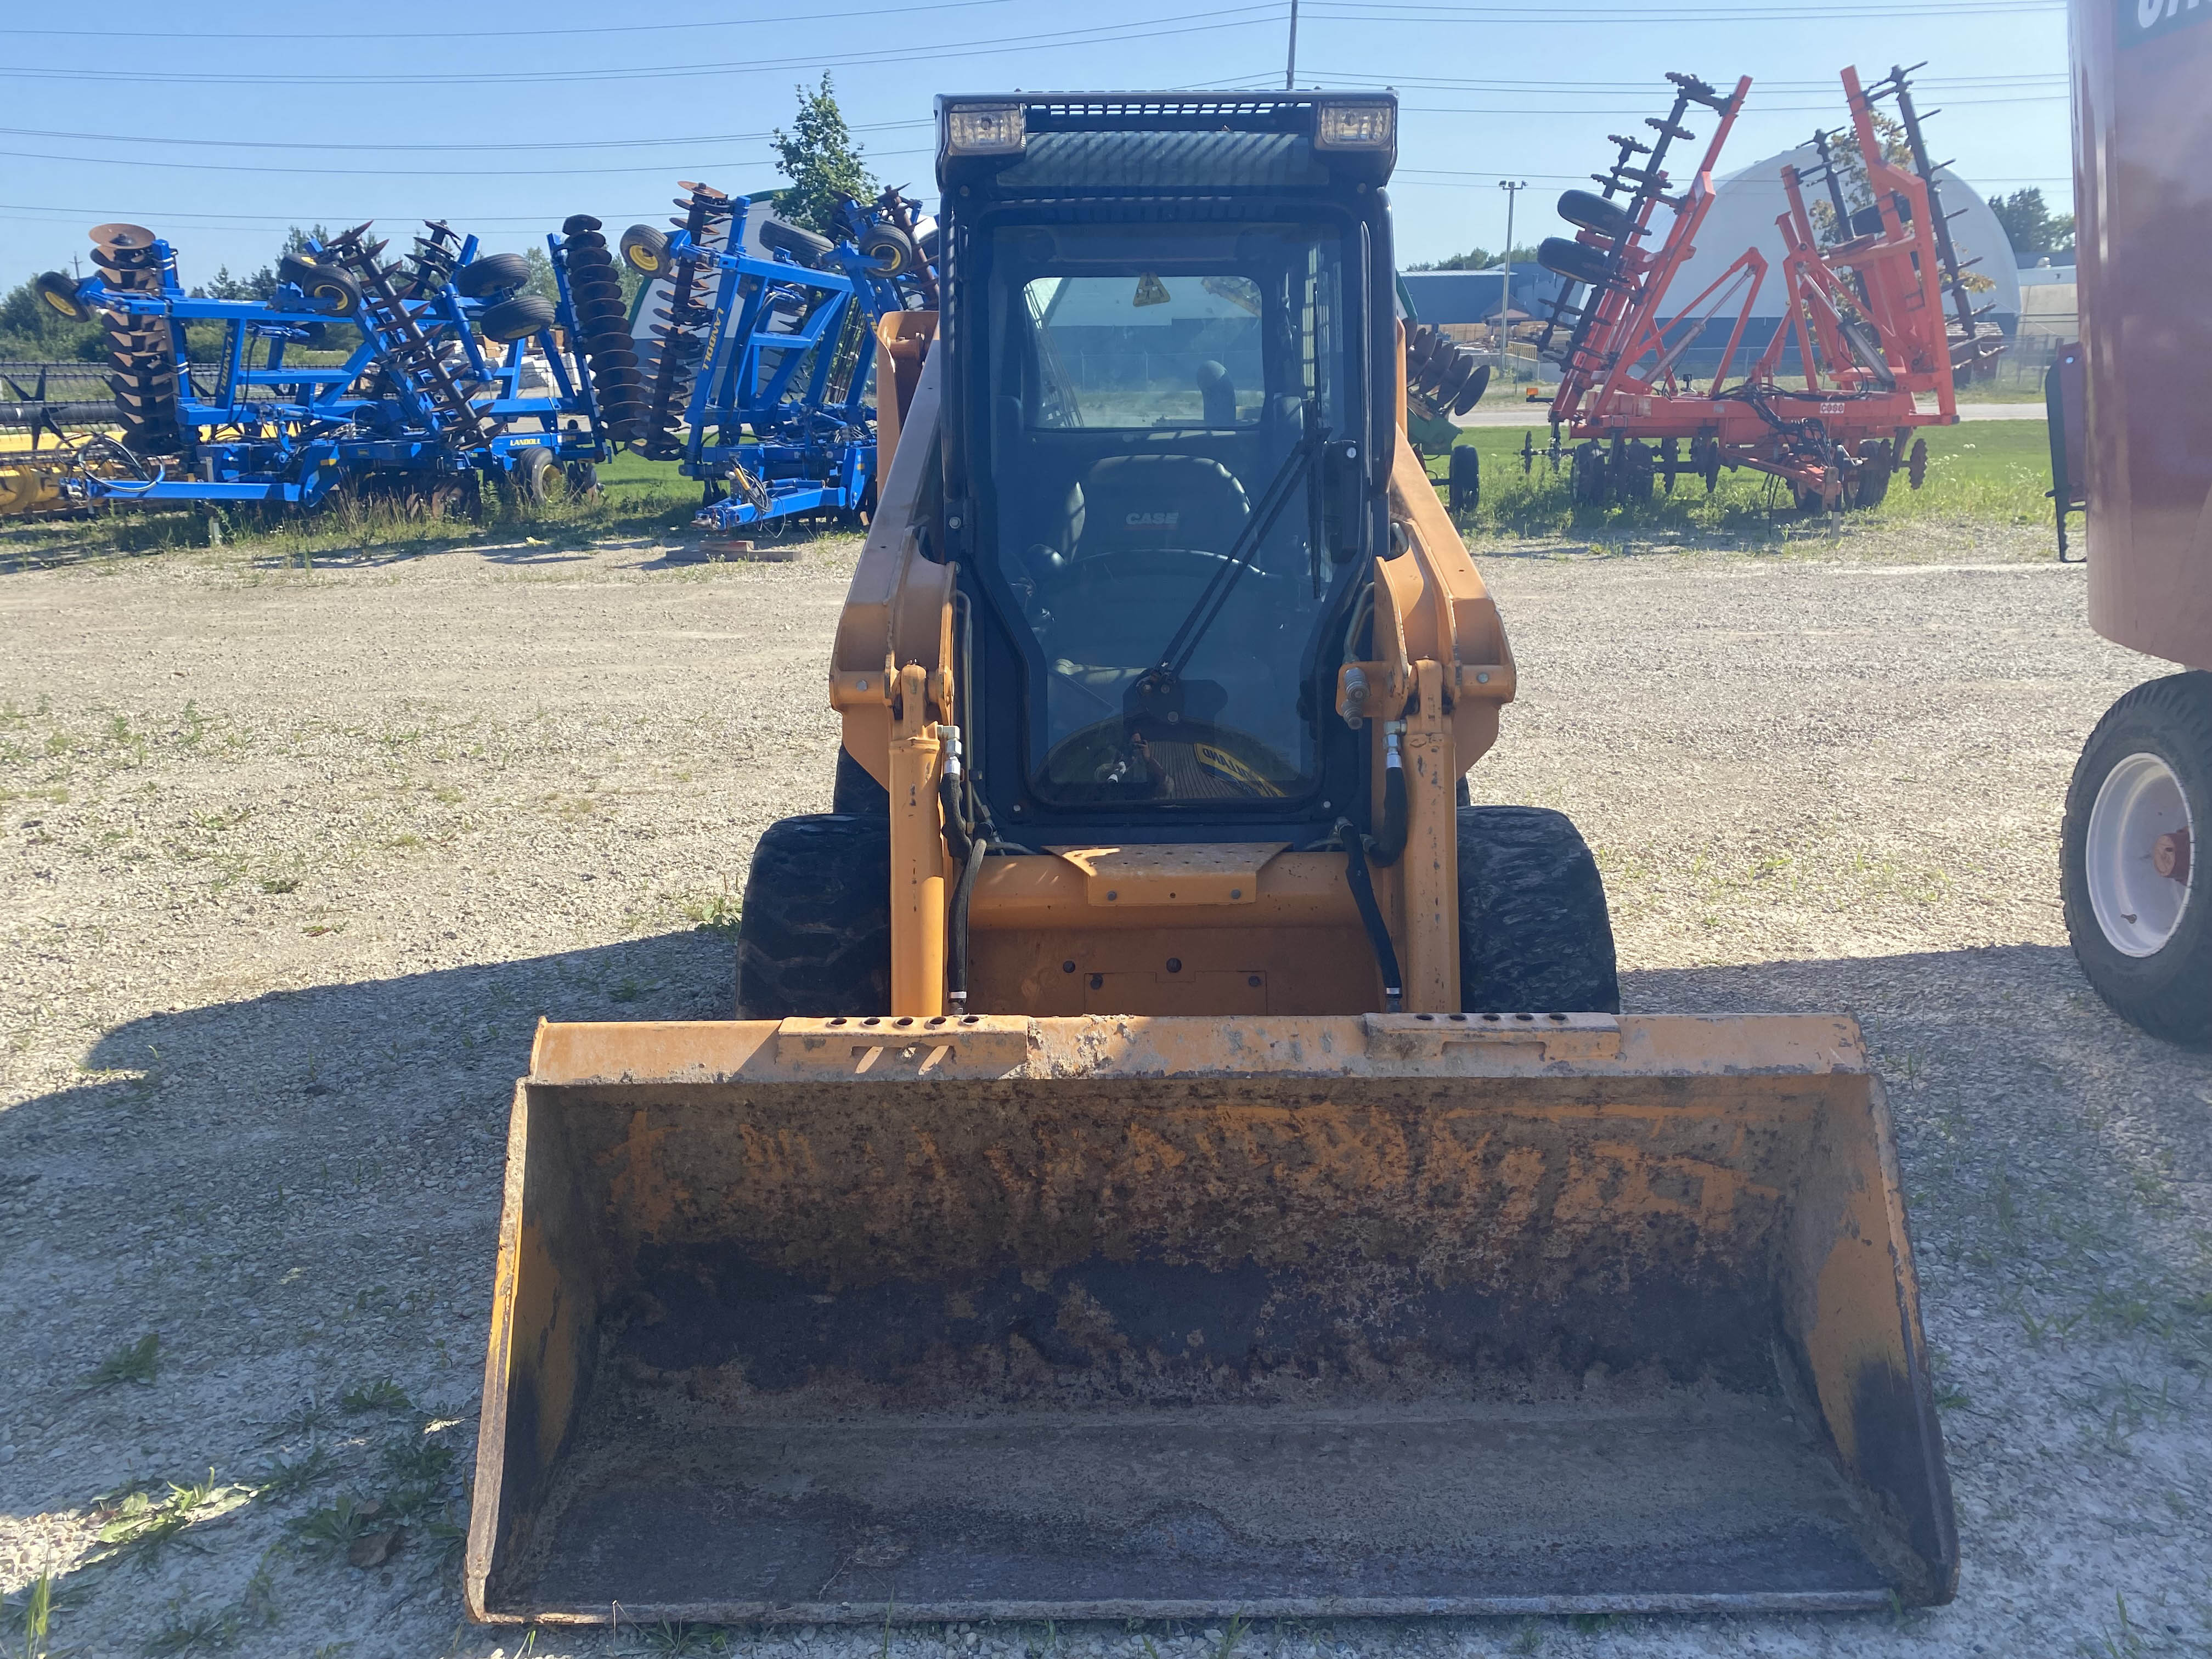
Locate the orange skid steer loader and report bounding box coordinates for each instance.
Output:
[466,92,1957,1627]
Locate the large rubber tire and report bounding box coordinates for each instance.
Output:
[1458,805,1621,1014]
[509,444,558,505]
[1615,439,1656,502]
[478,293,556,343]
[2061,673,2212,1046]
[620,224,669,276]
[736,815,891,1018]
[857,222,921,278]
[279,255,360,318]
[36,270,88,321]
[1538,235,1612,287]
[833,747,890,815]
[1555,188,1633,241]
[455,252,532,298]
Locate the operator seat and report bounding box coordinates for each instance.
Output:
[1070,454,1250,559]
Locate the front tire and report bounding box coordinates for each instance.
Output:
[2062,673,2212,1045]
[736,815,890,1017]
[1459,805,1621,1013]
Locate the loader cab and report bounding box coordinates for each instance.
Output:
[933,93,1400,840]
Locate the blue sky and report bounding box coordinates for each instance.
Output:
[2,0,2071,286]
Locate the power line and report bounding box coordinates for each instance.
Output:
[0,146,934,179]
[0,120,936,156]
[9,0,1024,41]
[5,6,1280,86]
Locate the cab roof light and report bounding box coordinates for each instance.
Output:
[1315,100,1396,151]
[946,103,1027,157]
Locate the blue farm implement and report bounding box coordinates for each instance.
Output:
[32,218,617,516]
[616,181,936,537]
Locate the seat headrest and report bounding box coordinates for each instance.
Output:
[1076,454,1250,556]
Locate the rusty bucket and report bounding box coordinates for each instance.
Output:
[465,1012,1956,1625]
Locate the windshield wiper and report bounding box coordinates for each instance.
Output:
[1125,422,1327,724]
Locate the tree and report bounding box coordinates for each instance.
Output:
[0,273,104,361]
[1407,245,1537,273]
[188,224,332,301]
[1990,188,2074,261]
[771,73,874,236]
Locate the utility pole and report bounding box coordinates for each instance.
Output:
[1496,179,1527,382]
[1285,0,1299,89]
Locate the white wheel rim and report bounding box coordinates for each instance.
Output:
[2085,751,2194,957]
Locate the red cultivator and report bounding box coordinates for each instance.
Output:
[1532,65,1996,511]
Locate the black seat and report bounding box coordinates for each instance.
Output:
[1070,454,1250,558]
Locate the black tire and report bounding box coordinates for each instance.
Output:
[758,214,836,267]
[833,746,890,815]
[857,222,919,278]
[1538,235,1612,287]
[1570,441,1610,506]
[737,814,891,1017]
[1458,805,1621,1014]
[1448,443,1481,514]
[279,255,360,317]
[509,444,558,504]
[1616,439,1656,501]
[455,252,532,298]
[478,293,556,343]
[1556,188,1634,241]
[2061,673,2212,1045]
[565,460,601,499]
[620,224,669,275]
[36,270,88,320]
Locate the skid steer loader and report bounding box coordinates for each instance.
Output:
[466,92,1956,1627]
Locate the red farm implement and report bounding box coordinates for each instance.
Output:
[1529,65,2000,512]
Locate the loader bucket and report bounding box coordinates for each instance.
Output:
[465,1012,1956,1625]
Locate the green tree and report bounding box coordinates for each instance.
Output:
[771,73,874,236]
[522,245,558,301]
[1407,246,1537,273]
[0,273,104,361]
[1990,188,2074,261]
[188,224,332,301]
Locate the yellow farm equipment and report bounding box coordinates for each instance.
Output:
[466,91,1956,1626]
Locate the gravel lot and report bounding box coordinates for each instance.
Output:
[2,518,2207,1659]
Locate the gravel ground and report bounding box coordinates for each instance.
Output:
[2,518,2207,1659]
[1449,402,2049,427]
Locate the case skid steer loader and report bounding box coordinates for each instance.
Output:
[466,92,1957,1627]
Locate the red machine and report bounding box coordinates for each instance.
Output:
[2050,0,2212,1043]
[1533,66,1994,510]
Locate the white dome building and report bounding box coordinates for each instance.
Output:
[1636,145,2020,375]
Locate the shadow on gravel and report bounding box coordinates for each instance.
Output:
[1,940,2208,1655]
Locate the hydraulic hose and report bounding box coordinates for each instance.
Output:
[1338,817,1404,1014]
[1370,721,1408,867]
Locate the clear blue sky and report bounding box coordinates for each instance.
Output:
[1,0,2071,286]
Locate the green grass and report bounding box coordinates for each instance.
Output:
[1435,415,2056,543]
[2,451,706,570]
[85,1332,161,1389]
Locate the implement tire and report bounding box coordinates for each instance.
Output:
[736,814,890,1018]
[1458,804,1621,1014]
[2061,673,2212,1046]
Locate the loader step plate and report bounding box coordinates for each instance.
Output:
[499,1392,1890,1618]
